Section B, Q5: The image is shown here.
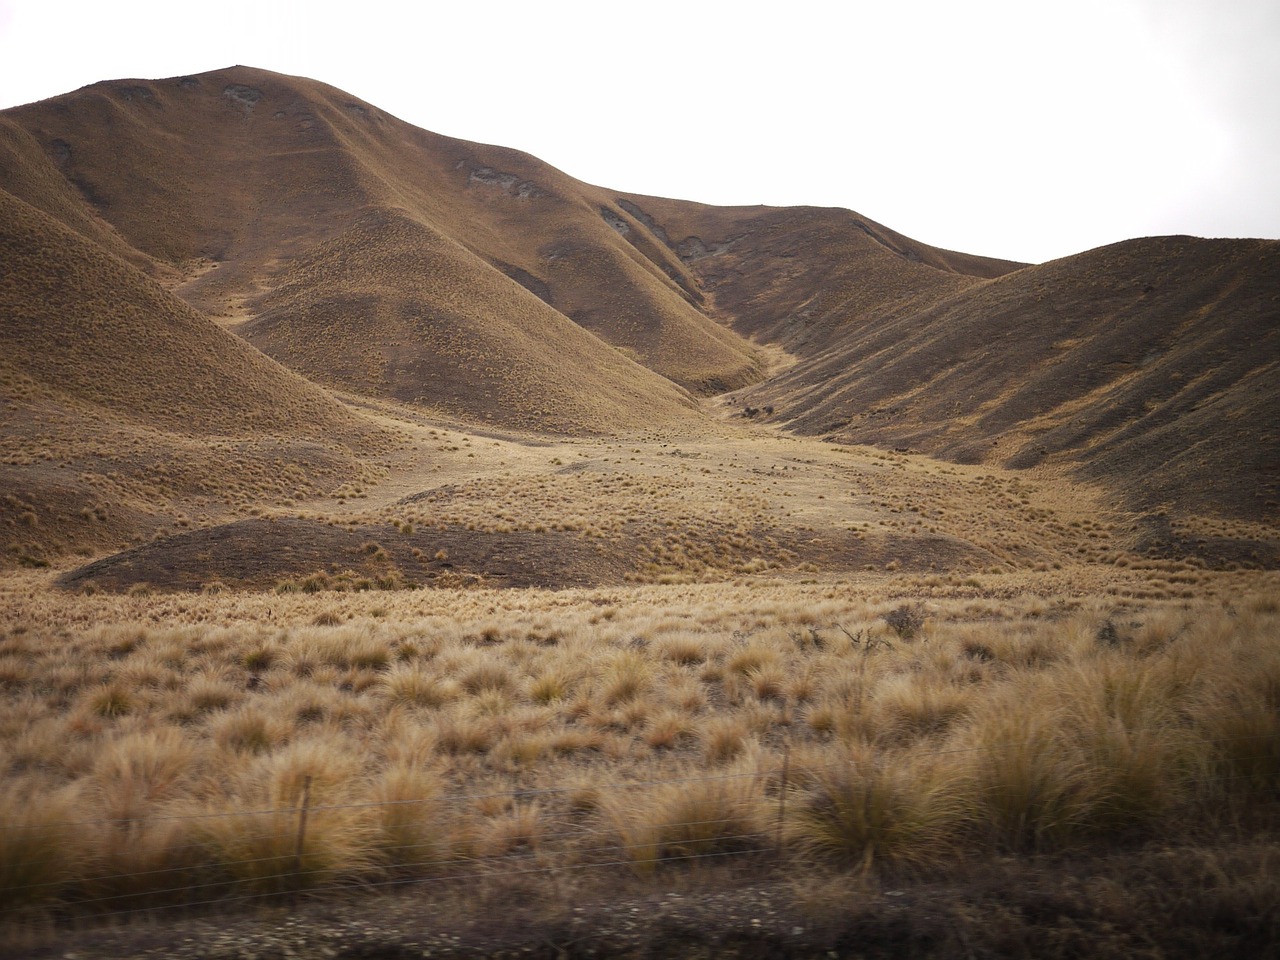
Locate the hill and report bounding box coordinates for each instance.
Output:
[1,64,1275,560]
[0,67,745,421]
[0,187,388,563]
[711,235,1278,523]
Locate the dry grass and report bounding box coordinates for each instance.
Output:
[0,571,1277,919]
[1,65,1276,956]
[785,752,960,872]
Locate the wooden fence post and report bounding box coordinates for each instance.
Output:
[777,743,790,854]
[293,775,313,882]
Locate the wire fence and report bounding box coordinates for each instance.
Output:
[2,731,1277,922]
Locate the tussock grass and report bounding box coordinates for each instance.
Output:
[369,762,445,872]
[0,785,85,912]
[959,702,1091,851]
[380,663,460,708]
[605,764,767,873]
[786,753,961,872]
[209,705,292,755]
[0,575,1277,917]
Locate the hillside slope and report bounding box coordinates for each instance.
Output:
[730,236,1279,521]
[0,68,746,420]
[0,188,387,563]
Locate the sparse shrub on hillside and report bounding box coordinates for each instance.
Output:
[882,603,925,640]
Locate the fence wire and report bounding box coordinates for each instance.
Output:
[1,731,1276,921]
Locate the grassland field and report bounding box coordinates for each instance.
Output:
[2,401,1277,957]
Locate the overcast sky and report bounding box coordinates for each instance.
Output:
[1,0,1276,263]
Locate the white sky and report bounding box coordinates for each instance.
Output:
[1,0,1276,263]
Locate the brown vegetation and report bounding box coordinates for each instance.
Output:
[1,579,1277,940]
[0,64,1276,956]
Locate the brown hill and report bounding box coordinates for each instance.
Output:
[0,67,748,420]
[717,235,1279,522]
[2,64,1275,542]
[0,187,385,563]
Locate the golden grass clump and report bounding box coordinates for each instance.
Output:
[700,716,752,766]
[90,729,199,821]
[0,784,85,912]
[599,649,652,706]
[956,702,1092,851]
[1189,617,1280,801]
[191,740,375,894]
[380,663,460,708]
[368,762,446,872]
[785,754,961,873]
[210,705,293,755]
[868,674,972,745]
[604,767,766,873]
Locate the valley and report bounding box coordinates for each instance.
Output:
[0,65,1276,958]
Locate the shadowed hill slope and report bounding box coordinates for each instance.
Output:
[731,236,1280,521]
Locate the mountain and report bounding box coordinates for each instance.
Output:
[0,64,1275,571]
